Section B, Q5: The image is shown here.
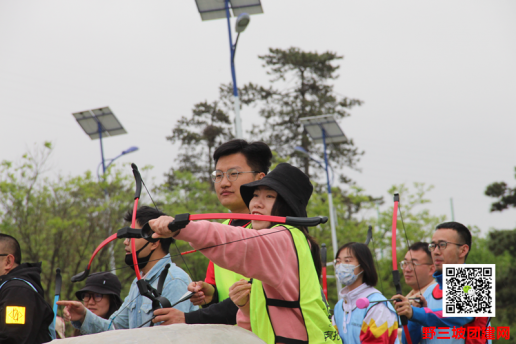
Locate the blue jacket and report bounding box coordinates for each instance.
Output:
[77,254,198,333]
[402,271,490,344]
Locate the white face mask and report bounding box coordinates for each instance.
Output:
[335,263,363,286]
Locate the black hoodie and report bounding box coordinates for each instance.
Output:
[0,262,53,344]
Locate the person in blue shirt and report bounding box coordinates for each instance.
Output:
[58,206,198,333]
[393,222,490,344]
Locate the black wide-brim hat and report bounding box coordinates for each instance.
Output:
[240,163,313,218]
[75,272,123,305]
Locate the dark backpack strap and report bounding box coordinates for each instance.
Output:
[275,336,308,344]
[157,264,171,295]
[266,298,300,308]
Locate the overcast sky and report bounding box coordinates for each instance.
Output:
[1,0,515,235]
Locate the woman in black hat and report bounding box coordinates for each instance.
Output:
[150,163,340,344]
[65,272,122,336]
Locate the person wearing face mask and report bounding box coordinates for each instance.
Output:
[149,163,341,344]
[58,206,198,334]
[332,242,399,344]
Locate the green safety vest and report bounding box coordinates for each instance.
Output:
[213,219,251,301]
[250,224,341,344]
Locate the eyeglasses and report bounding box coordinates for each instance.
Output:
[0,254,9,257]
[428,241,465,251]
[81,292,104,302]
[400,261,433,270]
[211,169,258,183]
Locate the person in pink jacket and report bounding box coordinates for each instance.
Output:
[149,163,340,344]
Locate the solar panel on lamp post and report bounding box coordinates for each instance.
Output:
[299,115,347,294]
[72,106,128,179]
[194,0,263,138]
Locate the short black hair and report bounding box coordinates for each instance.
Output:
[435,222,472,260]
[213,139,273,174]
[408,242,432,263]
[335,242,378,287]
[124,206,175,253]
[0,234,21,264]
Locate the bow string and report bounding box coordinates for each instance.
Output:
[391,193,423,344]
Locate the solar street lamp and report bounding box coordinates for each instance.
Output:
[194,0,264,138]
[72,106,128,177]
[299,115,347,293]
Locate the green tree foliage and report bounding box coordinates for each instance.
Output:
[484,167,516,212]
[230,47,363,179]
[366,183,446,298]
[484,168,516,335]
[0,143,138,304]
[164,99,234,188]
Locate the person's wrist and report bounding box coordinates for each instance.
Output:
[237,296,249,308]
[80,308,87,323]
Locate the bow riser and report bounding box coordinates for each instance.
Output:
[131,164,143,281]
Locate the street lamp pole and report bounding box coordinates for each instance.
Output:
[73,107,133,276]
[225,0,243,138]
[98,121,106,175]
[194,0,261,138]
[97,146,139,182]
[299,114,347,295]
[321,128,341,292]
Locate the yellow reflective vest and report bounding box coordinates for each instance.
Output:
[250,225,341,344]
[213,219,251,301]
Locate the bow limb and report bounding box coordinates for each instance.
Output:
[391,193,413,344]
[364,225,373,245]
[131,163,143,281]
[51,268,62,339]
[365,225,384,294]
[71,233,119,282]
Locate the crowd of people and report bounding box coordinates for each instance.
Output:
[0,139,491,344]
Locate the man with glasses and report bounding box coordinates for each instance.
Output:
[152,139,272,326]
[393,222,491,344]
[0,233,54,344]
[398,242,437,340]
[400,242,437,306]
